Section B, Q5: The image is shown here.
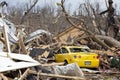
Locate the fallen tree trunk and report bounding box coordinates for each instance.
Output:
[96,35,120,48]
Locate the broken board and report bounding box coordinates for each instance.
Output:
[0,52,40,72]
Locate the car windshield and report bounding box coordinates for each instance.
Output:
[70,48,90,53]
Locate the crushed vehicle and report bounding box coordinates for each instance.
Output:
[54,45,100,68]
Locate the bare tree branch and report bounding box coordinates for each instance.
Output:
[20,0,39,24]
[60,0,111,50]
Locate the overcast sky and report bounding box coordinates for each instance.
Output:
[1,0,120,14]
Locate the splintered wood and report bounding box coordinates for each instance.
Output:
[18,68,30,80]
[18,36,28,54]
[29,70,85,80]
[0,73,8,80]
[1,0,120,80]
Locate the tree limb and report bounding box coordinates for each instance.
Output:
[96,35,120,47]
[20,0,39,24]
[60,0,111,50]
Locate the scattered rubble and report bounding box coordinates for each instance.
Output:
[0,0,120,80]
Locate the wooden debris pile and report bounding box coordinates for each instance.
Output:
[0,4,85,80]
[1,14,120,80]
[0,0,120,80]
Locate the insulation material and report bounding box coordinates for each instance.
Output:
[53,63,84,78]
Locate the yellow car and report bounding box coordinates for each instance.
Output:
[54,46,99,68]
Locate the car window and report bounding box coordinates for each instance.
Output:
[70,48,90,53]
[57,48,68,54]
[82,48,90,52]
[57,49,62,54]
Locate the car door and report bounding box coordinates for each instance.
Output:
[55,47,69,62]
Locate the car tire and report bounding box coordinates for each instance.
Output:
[64,60,68,65]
